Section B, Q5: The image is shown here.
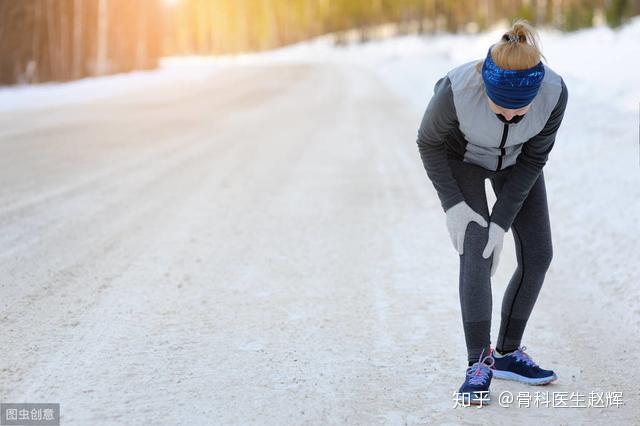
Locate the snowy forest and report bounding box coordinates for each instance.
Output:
[0,0,638,86]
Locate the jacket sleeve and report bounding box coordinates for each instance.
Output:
[489,78,569,232]
[416,75,466,212]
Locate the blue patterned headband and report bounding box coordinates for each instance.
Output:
[481,45,545,109]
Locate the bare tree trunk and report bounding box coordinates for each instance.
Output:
[196,0,207,53]
[553,0,563,27]
[96,0,108,75]
[136,0,147,69]
[32,1,42,83]
[209,2,217,53]
[46,0,56,80]
[237,0,248,51]
[262,0,278,48]
[60,0,69,80]
[73,0,83,78]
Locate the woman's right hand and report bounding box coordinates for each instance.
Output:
[445,200,488,255]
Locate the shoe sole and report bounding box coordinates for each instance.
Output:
[492,370,557,385]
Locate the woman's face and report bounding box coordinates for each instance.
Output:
[486,96,531,121]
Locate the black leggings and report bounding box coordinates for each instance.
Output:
[447,157,553,363]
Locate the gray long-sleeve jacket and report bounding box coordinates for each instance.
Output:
[416,58,569,232]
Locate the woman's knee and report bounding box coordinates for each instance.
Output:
[462,220,491,257]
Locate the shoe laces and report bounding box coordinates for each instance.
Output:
[466,348,495,385]
[512,345,539,367]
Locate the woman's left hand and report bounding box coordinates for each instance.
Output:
[482,222,506,276]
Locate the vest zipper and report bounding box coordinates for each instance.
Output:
[497,123,509,170]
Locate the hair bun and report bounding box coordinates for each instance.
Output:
[502,32,524,43]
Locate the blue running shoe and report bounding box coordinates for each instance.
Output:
[456,348,495,406]
[492,345,557,385]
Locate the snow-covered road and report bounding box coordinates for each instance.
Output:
[1,22,639,425]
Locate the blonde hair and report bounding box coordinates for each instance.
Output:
[475,19,547,73]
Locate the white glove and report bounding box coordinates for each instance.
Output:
[482,222,507,276]
[445,200,488,255]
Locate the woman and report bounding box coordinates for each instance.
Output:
[416,19,569,405]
